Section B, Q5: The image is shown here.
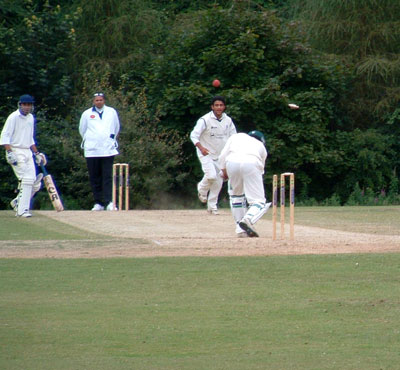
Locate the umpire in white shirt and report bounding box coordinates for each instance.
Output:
[190,96,236,215]
[79,92,120,211]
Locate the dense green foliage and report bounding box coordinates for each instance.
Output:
[0,0,78,115]
[147,4,352,200]
[0,0,399,209]
[291,0,400,128]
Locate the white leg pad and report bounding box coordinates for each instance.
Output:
[17,183,33,216]
[31,173,43,197]
[230,194,247,224]
[246,202,271,225]
[11,174,42,212]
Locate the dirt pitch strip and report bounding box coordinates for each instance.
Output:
[2,210,400,258]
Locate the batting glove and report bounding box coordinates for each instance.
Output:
[6,151,18,165]
[34,152,47,166]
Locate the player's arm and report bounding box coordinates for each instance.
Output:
[30,144,38,153]
[114,109,121,136]
[0,115,15,148]
[259,145,268,172]
[1,118,18,164]
[218,136,231,179]
[195,142,209,156]
[220,168,228,181]
[190,118,209,155]
[229,119,237,136]
[78,112,88,138]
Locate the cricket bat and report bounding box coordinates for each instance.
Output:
[40,163,64,212]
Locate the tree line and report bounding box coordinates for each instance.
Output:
[1,0,400,210]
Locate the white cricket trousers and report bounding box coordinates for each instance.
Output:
[9,148,36,184]
[197,155,223,210]
[226,161,265,204]
[8,148,36,215]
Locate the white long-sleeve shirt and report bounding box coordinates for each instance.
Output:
[190,111,236,160]
[79,105,120,157]
[219,133,267,173]
[0,110,35,149]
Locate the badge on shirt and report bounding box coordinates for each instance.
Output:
[90,115,95,119]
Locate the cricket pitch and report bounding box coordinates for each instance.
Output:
[1,209,400,258]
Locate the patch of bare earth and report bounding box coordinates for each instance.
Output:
[2,210,400,258]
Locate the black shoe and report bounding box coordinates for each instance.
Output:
[239,219,259,237]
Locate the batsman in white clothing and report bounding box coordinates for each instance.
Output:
[190,96,236,215]
[219,131,271,237]
[0,95,46,217]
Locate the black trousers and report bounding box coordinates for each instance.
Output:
[86,156,115,206]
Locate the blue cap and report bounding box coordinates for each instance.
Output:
[19,94,35,104]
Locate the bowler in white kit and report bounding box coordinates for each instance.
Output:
[190,96,236,214]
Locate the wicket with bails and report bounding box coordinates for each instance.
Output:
[272,172,294,240]
[112,163,130,211]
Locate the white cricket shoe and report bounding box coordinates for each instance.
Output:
[106,202,117,211]
[207,208,219,215]
[91,203,104,211]
[17,211,32,218]
[239,218,259,238]
[10,197,18,212]
[237,232,248,238]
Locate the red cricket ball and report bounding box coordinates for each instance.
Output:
[212,79,221,88]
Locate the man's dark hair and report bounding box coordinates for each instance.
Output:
[211,96,226,105]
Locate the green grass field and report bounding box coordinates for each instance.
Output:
[0,211,109,240]
[292,206,400,235]
[1,207,400,369]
